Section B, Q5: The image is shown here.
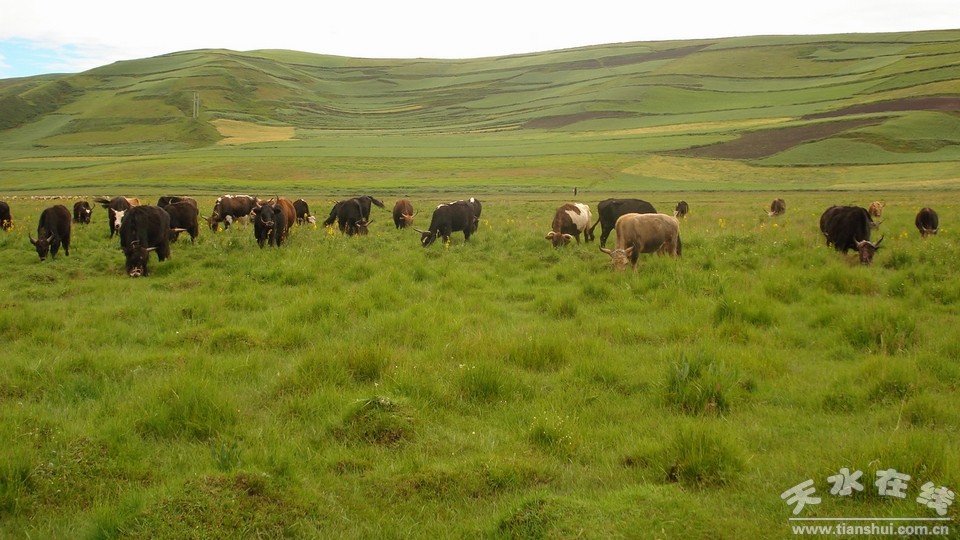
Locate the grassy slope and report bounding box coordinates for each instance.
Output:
[1,30,960,194]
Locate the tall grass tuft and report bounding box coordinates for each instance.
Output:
[844,308,920,355]
[495,492,557,540]
[664,350,740,416]
[136,380,238,441]
[662,424,744,488]
[333,396,414,447]
[507,337,569,372]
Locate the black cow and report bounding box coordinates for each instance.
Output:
[29,204,71,261]
[94,196,136,238]
[323,198,371,236]
[820,205,882,265]
[157,196,198,210]
[416,200,477,247]
[466,197,482,231]
[0,201,11,231]
[393,199,416,229]
[915,207,939,238]
[252,201,288,247]
[119,206,171,277]
[73,201,92,224]
[674,200,689,218]
[293,199,315,225]
[163,201,199,243]
[768,198,786,217]
[588,198,658,247]
[208,195,258,231]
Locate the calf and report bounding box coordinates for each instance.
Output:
[546,203,592,247]
[30,204,72,261]
[868,200,885,218]
[600,213,680,270]
[915,207,939,238]
[73,201,93,224]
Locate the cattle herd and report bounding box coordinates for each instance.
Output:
[0,194,943,276]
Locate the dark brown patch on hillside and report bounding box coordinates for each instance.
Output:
[559,45,711,71]
[667,118,883,159]
[804,96,960,119]
[522,110,636,129]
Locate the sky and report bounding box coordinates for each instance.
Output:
[1,0,958,79]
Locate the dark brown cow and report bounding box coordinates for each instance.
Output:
[293,199,315,225]
[673,200,689,218]
[416,200,476,247]
[30,204,72,261]
[820,205,882,265]
[0,201,12,231]
[119,206,171,277]
[588,198,658,247]
[768,198,786,216]
[163,201,199,243]
[208,195,258,231]
[393,199,416,229]
[73,201,92,224]
[915,207,939,238]
[546,203,592,247]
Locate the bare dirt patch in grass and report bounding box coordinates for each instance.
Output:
[803,96,960,119]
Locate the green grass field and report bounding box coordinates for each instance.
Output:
[1,29,960,539]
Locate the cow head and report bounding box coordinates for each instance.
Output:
[112,209,126,233]
[415,228,437,247]
[29,233,55,261]
[600,246,635,271]
[353,218,370,236]
[546,231,574,247]
[401,212,415,227]
[855,236,883,265]
[123,242,156,277]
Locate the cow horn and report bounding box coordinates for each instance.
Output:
[413,227,426,234]
[874,235,884,247]
[170,228,188,233]
[28,233,36,245]
[600,247,612,255]
[46,235,54,243]
[546,232,556,239]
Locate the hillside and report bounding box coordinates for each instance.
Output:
[1,30,960,192]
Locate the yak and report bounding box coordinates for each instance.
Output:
[94,196,138,238]
[208,195,258,231]
[416,200,477,247]
[0,201,12,231]
[600,213,681,270]
[293,199,316,225]
[674,201,689,218]
[119,206,171,277]
[820,205,882,265]
[393,199,416,229]
[252,201,288,247]
[323,198,371,236]
[73,201,92,224]
[163,201,199,243]
[30,204,72,261]
[768,198,786,217]
[588,198,658,247]
[916,207,939,238]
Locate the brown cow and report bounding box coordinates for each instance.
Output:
[768,198,786,217]
[868,201,885,218]
[393,199,416,229]
[600,213,680,270]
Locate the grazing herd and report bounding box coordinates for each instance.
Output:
[0,194,947,275]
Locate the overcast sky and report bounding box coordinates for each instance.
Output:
[1,0,958,78]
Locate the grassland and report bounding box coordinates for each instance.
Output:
[1,29,960,539]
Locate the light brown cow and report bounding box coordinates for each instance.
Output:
[600,213,680,270]
[868,201,885,218]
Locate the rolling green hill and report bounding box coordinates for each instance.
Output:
[1,30,960,193]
